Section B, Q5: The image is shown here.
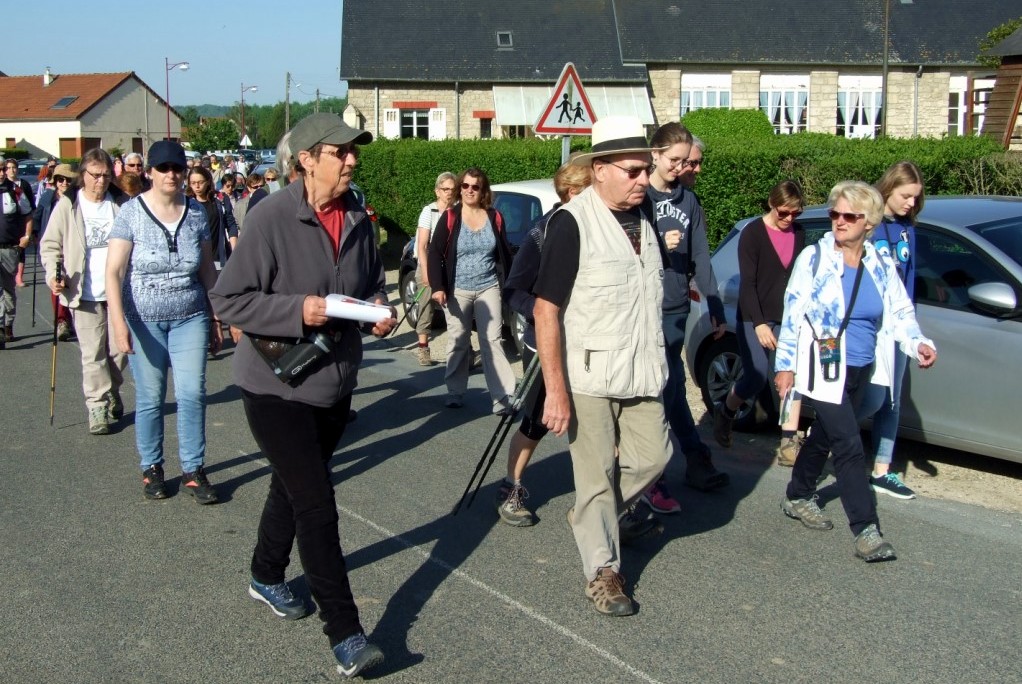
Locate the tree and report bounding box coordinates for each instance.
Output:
[179,106,200,128]
[188,117,241,153]
[978,16,1022,69]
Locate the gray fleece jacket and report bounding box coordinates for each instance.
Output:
[209,180,387,407]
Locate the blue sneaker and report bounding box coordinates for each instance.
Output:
[333,632,384,678]
[248,579,309,620]
[870,472,916,500]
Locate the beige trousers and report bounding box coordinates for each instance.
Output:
[72,300,127,412]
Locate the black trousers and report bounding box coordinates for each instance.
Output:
[786,365,879,537]
[242,389,361,646]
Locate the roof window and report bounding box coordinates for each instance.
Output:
[50,96,78,110]
[496,31,513,49]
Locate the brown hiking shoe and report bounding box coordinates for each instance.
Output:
[585,568,634,616]
[415,345,434,366]
[776,434,802,467]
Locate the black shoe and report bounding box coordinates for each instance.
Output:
[347,409,358,423]
[181,467,219,505]
[142,465,169,500]
[618,501,663,544]
[685,447,730,491]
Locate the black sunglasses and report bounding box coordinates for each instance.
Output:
[828,210,865,222]
[461,182,481,192]
[776,209,803,219]
[155,163,185,174]
[603,160,654,179]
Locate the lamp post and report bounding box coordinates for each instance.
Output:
[164,58,190,140]
[240,83,259,148]
[880,0,890,137]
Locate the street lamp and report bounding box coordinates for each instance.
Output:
[164,58,190,140]
[240,83,259,148]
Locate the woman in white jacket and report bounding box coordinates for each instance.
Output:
[774,181,937,563]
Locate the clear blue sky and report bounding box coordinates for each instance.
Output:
[5,0,346,107]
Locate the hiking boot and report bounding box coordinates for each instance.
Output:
[685,448,729,491]
[776,434,802,467]
[781,495,834,530]
[0,327,5,349]
[57,320,73,341]
[641,476,681,515]
[3,324,13,342]
[619,501,663,543]
[88,406,110,435]
[444,393,463,408]
[495,481,535,527]
[333,632,384,678]
[712,402,734,448]
[415,345,434,366]
[107,391,124,422]
[248,579,310,620]
[142,465,168,500]
[854,523,897,562]
[585,568,634,616]
[870,472,916,500]
[181,467,219,505]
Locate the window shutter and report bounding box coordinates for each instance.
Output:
[382,108,400,139]
[428,108,447,140]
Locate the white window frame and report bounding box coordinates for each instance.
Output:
[949,76,997,135]
[679,74,732,117]
[382,108,400,139]
[837,75,883,139]
[760,75,810,134]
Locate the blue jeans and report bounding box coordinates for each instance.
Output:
[863,352,908,467]
[663,311,706,457]
[125,313,209,473]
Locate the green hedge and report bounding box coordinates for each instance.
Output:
[355,125,1012,249]
[0,148,32,160]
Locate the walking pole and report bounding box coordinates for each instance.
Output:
[387,285,427,337]
[452,353,542,515]
[49,257,62,426]
[31,242,38,328]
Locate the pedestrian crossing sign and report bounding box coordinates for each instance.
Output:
[534,63,598,135]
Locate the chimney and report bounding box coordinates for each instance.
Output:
[43,67,53,86]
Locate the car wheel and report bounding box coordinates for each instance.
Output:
[695,336,770,432]
[508,310,526,357]
[400,271,421,330]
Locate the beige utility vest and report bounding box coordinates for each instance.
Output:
[558,187,667,400]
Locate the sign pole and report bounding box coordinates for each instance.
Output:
[561,135,571,165]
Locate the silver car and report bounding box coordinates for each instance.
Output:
[685,196,1022,464]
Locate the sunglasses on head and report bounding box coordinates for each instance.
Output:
[775,208,803,219]
[155,163,185,174]
[828,210,865,222]
[461,182,481,192]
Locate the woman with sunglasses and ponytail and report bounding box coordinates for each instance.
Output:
[774,181,936,563]
[427,167,516,413]
[713,180,806,466]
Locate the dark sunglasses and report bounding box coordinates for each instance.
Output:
[776,209,803,219]
[54,176,71,183]
[155,163,185,174]
[125,162,143,168]
[604,160,654,179]
[828,210,865,222]
[461,182,481,192]
[320,144,359,160]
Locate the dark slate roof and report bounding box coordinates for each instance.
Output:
[986,26,1022,58]
[341,0,647,83]
[616,0,1021,67]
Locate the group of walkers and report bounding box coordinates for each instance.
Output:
[11,109,938,677]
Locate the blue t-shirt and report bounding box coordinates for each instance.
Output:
[842,264,883,367]
[453,219,498,291]
[872,216,915,300]
[109,196,211,322]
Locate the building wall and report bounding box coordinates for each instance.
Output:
[647,65,681,127]
[731,71,761,110]
[0,121,82,158]
[349,82,507,140]
[886,71,951,137]
[82,78,182,150]
[809,71,839,134]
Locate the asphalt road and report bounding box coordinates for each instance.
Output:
[2,276,1020,683]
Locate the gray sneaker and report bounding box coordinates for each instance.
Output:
[88,406,110,435]
[781,495,834,530]
[854,523,897,562]
[107,391,124,422]
[496,481,535,527]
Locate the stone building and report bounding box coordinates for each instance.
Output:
[340,0,1018,141]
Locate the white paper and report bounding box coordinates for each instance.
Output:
[324,294,391,324]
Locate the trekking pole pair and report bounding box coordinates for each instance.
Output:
[387,285,427,337]
[452,353,542,515]
[49,257,63,425]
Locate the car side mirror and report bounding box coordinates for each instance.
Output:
[968,282,1018,316]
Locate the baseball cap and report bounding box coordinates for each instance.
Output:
[289,113,373,155]
[147,140,187,169]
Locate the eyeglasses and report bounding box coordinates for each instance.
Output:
[154,163,185,174]
[828,210,866,222]
[125,162,142,169]
[84,169,112,180]
[602,161,654,179]
[682,158,702,169]
[775,209,803,219]
[438,186,456,193]
[251,183,265,189]
[660,155,686,169]
[461,182,481,192]
[320,144,359,160]
[55,177,71,184]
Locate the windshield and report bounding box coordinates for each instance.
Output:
[971,218,1022,267]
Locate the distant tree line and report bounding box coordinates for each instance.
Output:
[179,97,348,151]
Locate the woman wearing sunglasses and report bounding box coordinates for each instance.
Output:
[40,150,130,436]
[774,181,936,563]
[106,140,222,505]
[427,166,516,413]
[713,180,807,465]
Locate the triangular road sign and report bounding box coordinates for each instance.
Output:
[534,63,598,135]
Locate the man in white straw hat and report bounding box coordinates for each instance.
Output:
[533,115,672,617]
